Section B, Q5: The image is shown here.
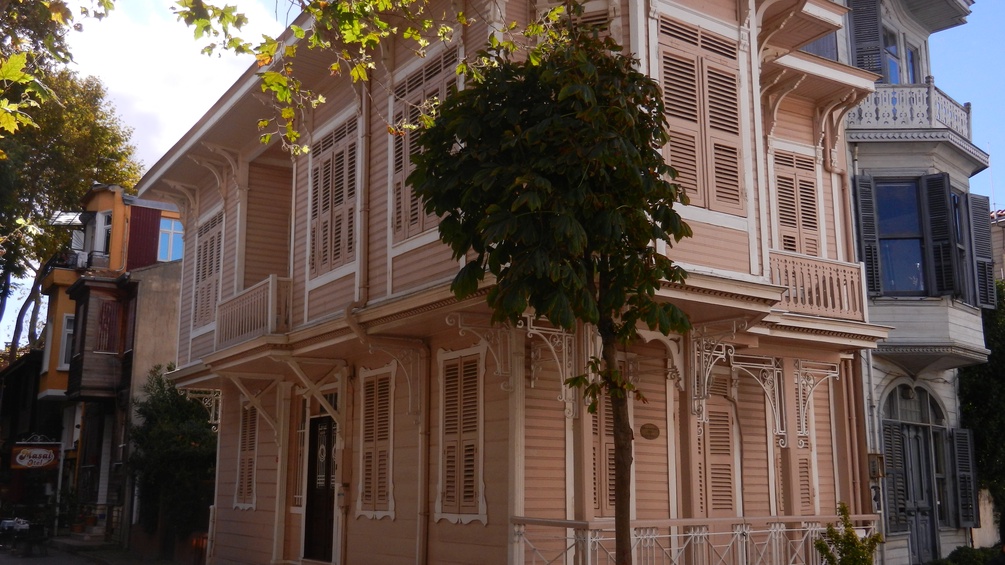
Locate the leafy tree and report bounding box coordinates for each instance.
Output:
[130,365,216,547]
[1,68,140,360]
[959,280,1005,540]
[0,0,114,156]
[409,20,691,564]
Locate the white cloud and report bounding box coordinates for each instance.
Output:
[67,1,286,171]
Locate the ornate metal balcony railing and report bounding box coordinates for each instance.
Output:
[511,514,879,565]
[768,251,866,322]
[215,275,292,350]
[846,77,971,140]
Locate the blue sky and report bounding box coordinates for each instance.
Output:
[930,1,1005,207]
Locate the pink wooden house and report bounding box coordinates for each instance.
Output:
[135,0,903,563]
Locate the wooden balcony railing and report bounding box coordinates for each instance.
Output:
[512,514,879,565]
[769,251,866,322]
[847,77,972,140]
[215,275,292,350]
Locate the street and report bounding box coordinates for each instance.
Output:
[0,545,93,565]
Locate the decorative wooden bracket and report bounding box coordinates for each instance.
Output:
[220,372,280,442]
[636,329,683,390]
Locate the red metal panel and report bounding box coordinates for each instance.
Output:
[127,206,161,270]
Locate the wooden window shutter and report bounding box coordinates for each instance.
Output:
[661,47,704,208]
[922,173,958,296]
[775,152,819,255]
[953,428,979,528]
[193,213,223,327]
[310,120,357,276]
[882,421,910,533]
[362,374,391,512]
[237,405,258,506]
[798,456,813,514]
[96,300,120,353]
[855,176,881,296]
[969,193,996,309]
[704,61,744,215]
[592,393,616,515]
[441,355,481,515]
[706,403,735,515]
[849,0,883,77]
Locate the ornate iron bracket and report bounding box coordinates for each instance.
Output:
[690,320,745,424]
[446,313,514,391]
[521,315,577,418]
[795,360,839,448]
[183,389,223,432]
[729,353,787,448]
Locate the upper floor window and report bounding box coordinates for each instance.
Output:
[774,151,819,256]
[193,212,224,328]
[310,119,358,276]
[850,0,925,84]
[158,218,183,262]
[391,46,458,242]
[659,17,744,215]
[58,314,74,370]
[855,174,995,308]
[882,28,900,84]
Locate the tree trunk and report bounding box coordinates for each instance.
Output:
[0,269,11,333]
[599,317,633,565]
[7,262,44,363]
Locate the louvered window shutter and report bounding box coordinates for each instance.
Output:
[922,173,958,296]
[193,213,223,327]
[441,355,481,515]
[706,403,735,515]
[969,194,996,308]
[882,421,910,533]
[953,428,979,528]
[704,60,744,215]
[310,120,357,276]
[592,394,616,516]
[775,152,819,255]
[850,0,883,78]
[661,47,704,208]
[237,405,258,506]
[362,375,391,512]
[855,176,881,296]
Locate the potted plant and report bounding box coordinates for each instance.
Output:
[814,502,884,565]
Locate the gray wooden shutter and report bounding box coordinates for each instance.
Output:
[923,173,958,296]
[850,0,883,78]
[954,428,979,528]
[882,421,910,533]
[969,193,996,309]
[855,176,881,296]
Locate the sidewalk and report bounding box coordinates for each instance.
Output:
[50,537,183,565]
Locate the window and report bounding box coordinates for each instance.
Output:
[59,315,74,370]
[95,300,120,353]
[882,28,900,84]
[593,393,616,516]
[906,45,920,84]
[310,119,358,276]
[659,17,744,215]
[436,348,485,523]
[856,174,995,308]
[358,366,393,519]
[158,218,184,262]
[391,47,458,241]
[236,404,258,508]
[882,385,978,533]
[193,212,224,328]
[774,151,819,255]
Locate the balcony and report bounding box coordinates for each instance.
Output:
[846,78,988,170]
[512,514,878,564]
[769,251,866,322]
[66,351,122,400]
[215,275,292,350]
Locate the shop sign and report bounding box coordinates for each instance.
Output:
[11,445,59,470]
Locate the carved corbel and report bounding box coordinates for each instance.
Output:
[815,88,871,174]
[636,329,683,390]
[204,143,244,193]
[757,2,800,61]
[189,155,229,202]
[794,360,839,448]
[160,180,198,220]
[445,313,514,391]
[761,69,805,139]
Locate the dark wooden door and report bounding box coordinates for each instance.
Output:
[304,416,337,561]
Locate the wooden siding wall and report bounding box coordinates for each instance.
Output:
[523,349,568,520]
[670,221,751,273]
[736,374,772,516]
[244,162,292,288]
[814,381,837,511]
[631,342,672,520]
[673,0,738,24]
[213,379,279,564]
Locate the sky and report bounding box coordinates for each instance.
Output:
[2,0,1003,345]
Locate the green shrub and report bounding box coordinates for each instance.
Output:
[814,503,884,565]
[944,545,999,565]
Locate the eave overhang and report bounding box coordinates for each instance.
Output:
[846,128,989,175]
[758,0,848,55]
[874,342,988,375]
